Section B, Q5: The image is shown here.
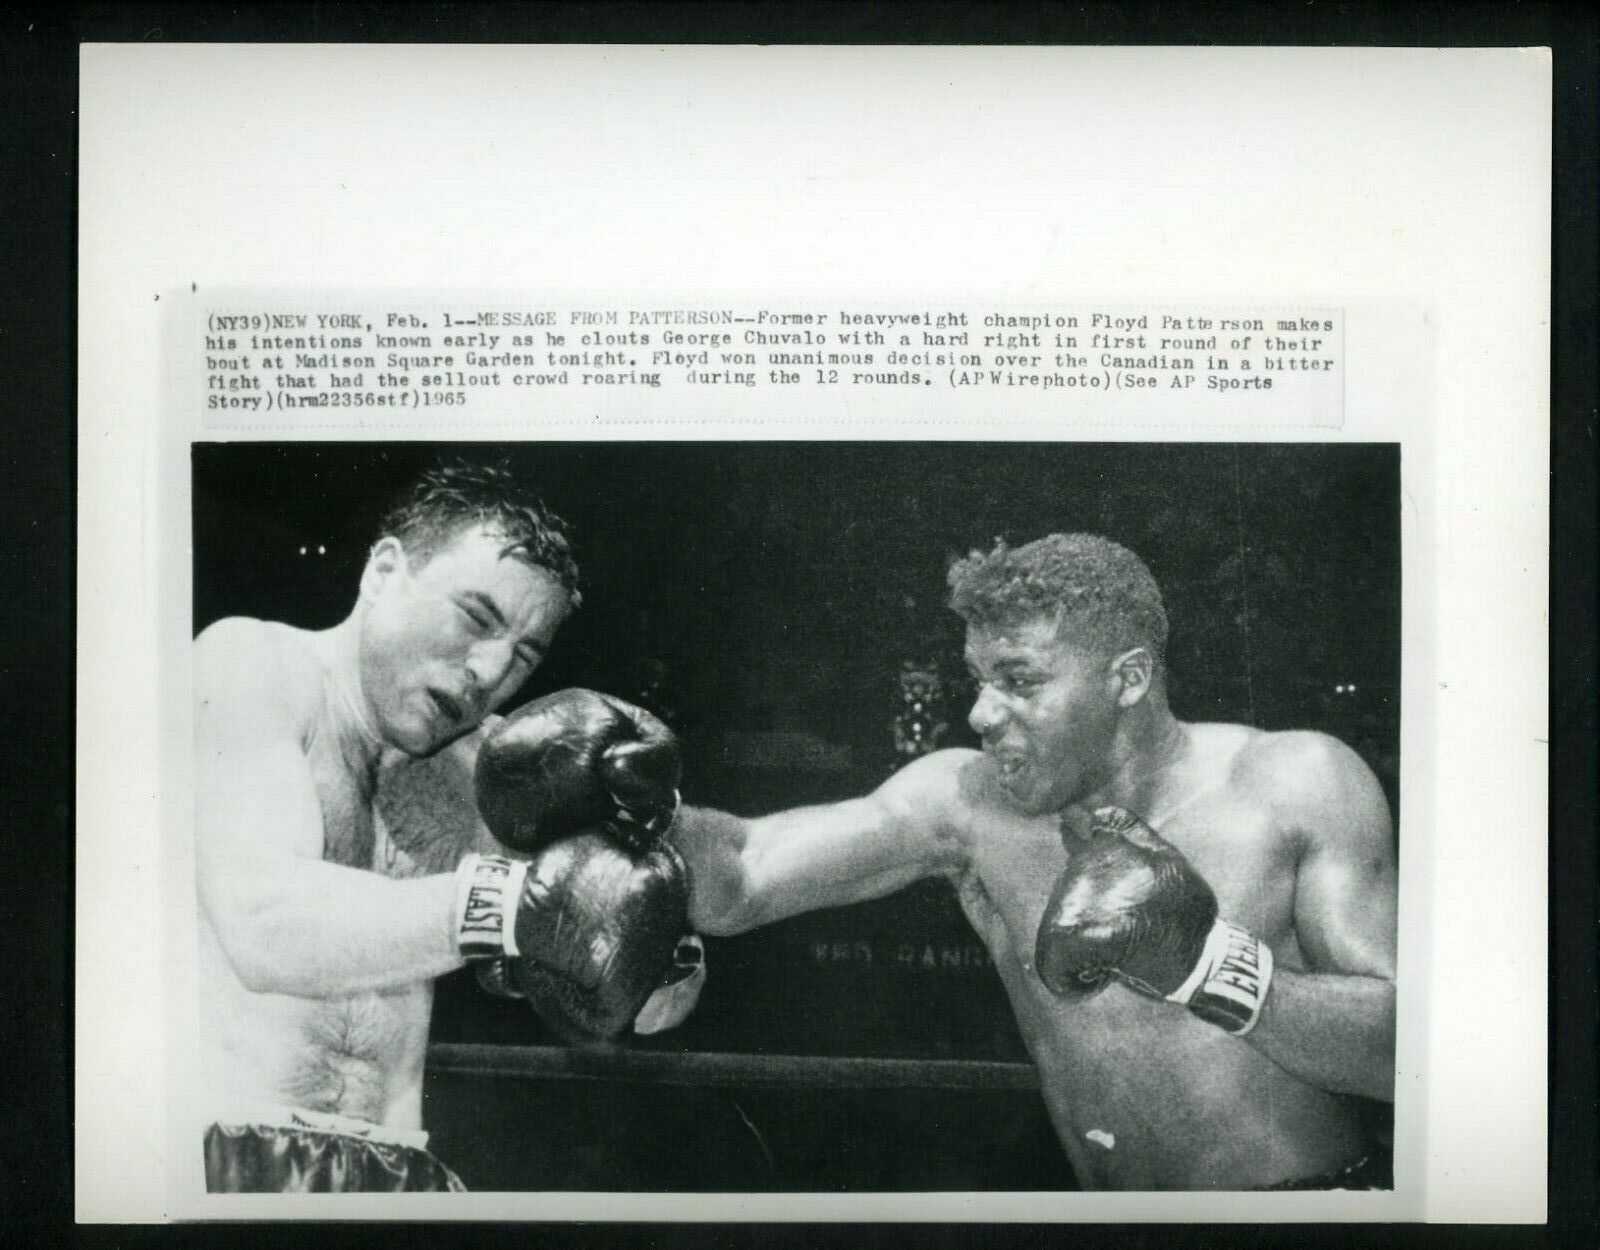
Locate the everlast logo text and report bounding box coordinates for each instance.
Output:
[461,860,512,940]
[1203,924,1264,1010]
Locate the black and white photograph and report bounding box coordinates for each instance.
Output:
[72,41,1558,1229]
[190,440,1399,1194]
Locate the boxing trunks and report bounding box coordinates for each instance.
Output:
[1258,1150,1392,1191]
[204,1105,466,1193]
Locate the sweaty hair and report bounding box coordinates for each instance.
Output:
[947,533,1167,665]
[377,460,582,606]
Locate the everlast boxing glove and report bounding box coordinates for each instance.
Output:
[453,835,690,1042]
[473,932,707,1036]
[474,689,681,855]
[1033,806,1274,1035]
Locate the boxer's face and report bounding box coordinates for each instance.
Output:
[964,613,1121,816]
[358,523,572,755]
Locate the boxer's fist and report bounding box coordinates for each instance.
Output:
[475,933,707,1035]
[475,689,681,855]
[1034,807,1274,1035]
[454,836,689,1042]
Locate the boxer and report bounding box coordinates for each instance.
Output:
[194,464,695,1193]
[660,533,1397,1191]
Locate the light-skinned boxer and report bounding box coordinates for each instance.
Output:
[194,464,697,1193]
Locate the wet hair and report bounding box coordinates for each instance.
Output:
[377,460,582,606]
[947,533,1167,665]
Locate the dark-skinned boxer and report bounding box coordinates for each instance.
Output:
[371,528,1397,1191]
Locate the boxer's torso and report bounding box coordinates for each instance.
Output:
[200,625,479,1130]
[943,726,1369,1190]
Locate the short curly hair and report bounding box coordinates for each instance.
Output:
[948,533,1167,665]
[377,460,582,606]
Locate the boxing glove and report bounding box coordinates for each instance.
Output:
[1034,806,1274,1035]
[477,934,708,1036]
[631,935,707,1036]
[454,836,690,1042]
[475,689,681,855]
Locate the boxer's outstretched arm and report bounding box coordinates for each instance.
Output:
[194,621,465,998]
[674,750,973,936]
[1242,733,1398,1102]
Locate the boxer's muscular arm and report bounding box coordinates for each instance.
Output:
[194,620,466,997]
[674,750,974,935]
[1243,733,1397,1101]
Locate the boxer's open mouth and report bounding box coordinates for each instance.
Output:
[427,688,466,723]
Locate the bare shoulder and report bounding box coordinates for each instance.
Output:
[1233,728,1383,801]
[875,748,987,843]
[194,614,276,662]
[1233,728,1394,853]
[193,616,320,734]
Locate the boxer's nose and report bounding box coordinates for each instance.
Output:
[968,683,1007,737]
[465,638,516,703]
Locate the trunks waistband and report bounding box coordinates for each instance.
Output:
[208,1102,430,1152]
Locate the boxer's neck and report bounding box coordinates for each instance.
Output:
[1091,701,1189,817]
[316,620,385,766]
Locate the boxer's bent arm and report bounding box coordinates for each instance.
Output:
[674,750,972,936]
[194,621,465,997]
[1242,733,1398,1101]
[199,834,464,997]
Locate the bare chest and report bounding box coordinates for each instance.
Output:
[307,733,480,879]
[372,747,486,877]
[267,741,477,1119]
[947,793,1299,1030]
[951,798,1325,1186]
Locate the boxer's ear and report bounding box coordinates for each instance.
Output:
[1110,647,1153,708]
[361,536,407,600]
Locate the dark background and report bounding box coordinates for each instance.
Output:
[193,440,1400,1189]
[192,441,1402,831]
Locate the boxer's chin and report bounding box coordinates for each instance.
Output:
[997,766,1076,819]
[996,770,1051,817]
[386,709,452,758]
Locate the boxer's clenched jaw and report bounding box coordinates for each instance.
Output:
[963,615,1129,816]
